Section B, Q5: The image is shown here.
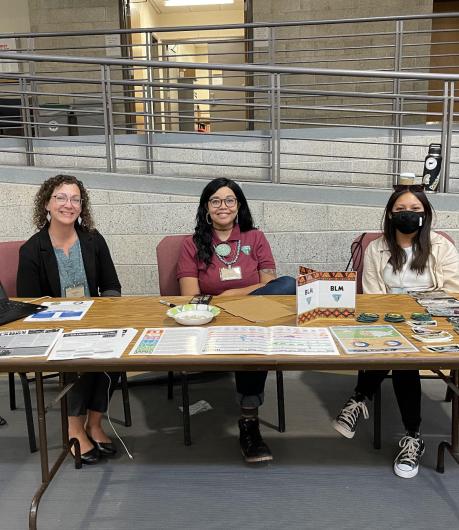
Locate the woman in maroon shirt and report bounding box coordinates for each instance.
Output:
[177,177,295,463]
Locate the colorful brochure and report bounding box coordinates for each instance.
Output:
[129,326,339,356]
[24,300,93,322]
[0,328,63,358]
[297,267,356,324]
[330,325,418,354]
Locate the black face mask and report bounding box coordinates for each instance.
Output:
[391,211,425,234]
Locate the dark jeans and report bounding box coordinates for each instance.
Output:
[355,369,421,433]
[235,275,296,407]
[66,372,120,417]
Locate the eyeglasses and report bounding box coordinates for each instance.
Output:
[52,194,82,206]
[393,184,425,192]
[208,196,238,208]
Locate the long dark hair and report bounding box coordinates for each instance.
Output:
[193,178,255,265]
[383,187,433,273]
[33,174,93,231]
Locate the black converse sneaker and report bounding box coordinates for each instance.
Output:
[238,417,273,463]
[393,434,425,479]
[332,396,369,439]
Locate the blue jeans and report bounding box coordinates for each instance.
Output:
[235,276,296,407]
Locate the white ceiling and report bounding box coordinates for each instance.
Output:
[146,0,244,14]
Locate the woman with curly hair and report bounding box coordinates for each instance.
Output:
[17,174,121,465]
[177,177,295,463]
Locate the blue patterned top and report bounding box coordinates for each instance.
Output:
[53,238,90,297]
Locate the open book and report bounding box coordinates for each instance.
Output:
[129,326,339,356]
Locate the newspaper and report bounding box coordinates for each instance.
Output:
[0,328,63,358]
[48,328,137,360]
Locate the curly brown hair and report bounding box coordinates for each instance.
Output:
[33,174,94,231]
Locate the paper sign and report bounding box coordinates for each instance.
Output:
[297,267,356,324]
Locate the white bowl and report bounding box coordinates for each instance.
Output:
[166,304,220,326]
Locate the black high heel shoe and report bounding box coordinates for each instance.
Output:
[70,438,100,466]
[87,435,117,457]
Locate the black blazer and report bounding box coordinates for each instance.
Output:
[17,226,121,298]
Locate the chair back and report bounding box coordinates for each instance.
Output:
[156,235,188,296]
[351,231,455,294]
[0,240,25,297]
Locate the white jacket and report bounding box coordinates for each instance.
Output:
[362,232,459,294]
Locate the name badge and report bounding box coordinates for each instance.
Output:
[65,284,85,298]
[219,266,242,281]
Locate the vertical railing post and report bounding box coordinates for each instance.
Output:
[391,20,404,184]
[442,81,454,193]
[100,65,116,172]
[269,73,281,184]
[145,31,155,175]
[19,77,34,167]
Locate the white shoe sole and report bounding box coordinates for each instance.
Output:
[242,450,273,463]
[332,420,355,439]
[394,464,419,479]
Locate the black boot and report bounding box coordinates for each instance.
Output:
[238,417,272,463]
[0,415,7,426]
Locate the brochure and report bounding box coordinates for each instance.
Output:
[0,328,63,358]
[129,326,340,356]
[330,325,418,354]
[24,300,94,322]
[48,328,137,360]
[297,267,356,324]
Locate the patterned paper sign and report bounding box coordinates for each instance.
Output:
[297,267,356,325]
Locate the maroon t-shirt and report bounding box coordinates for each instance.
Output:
[176,225,276,295]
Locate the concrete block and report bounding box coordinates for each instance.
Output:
[107,190,169,204]
[105,235,162,266]
[265,232,298,263]
[327,204,383,231]
[116,265,148,295]
[138,203,196,234]
[144,266,160,295]
[88,189,110,205]
[93,204,141,235]
[263,202,328,231]
[0,184,38,206]
[436,211,459,229]
[0,207,35,237]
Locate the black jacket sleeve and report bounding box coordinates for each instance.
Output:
[16,241,44,297]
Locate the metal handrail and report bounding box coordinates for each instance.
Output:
[3,51,459,81]
[0,11,459,39]
[1,13,459,193]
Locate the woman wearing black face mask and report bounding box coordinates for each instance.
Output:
[333,185,459,479]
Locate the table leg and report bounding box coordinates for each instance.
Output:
[28,372,74,530]
[437,369,459,473]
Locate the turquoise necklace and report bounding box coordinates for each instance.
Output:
[214,240,241,267]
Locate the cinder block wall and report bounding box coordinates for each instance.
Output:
[1,181,458,295]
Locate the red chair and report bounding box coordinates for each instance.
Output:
[156,235,287,445]
[0,240,24,297]
[349,231,456,449]
[0,240,131,453]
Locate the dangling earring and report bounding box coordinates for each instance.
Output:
[206,212,212,225]
[235,214,239,225]
[46,210,51,223]
[78,216,82,225]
